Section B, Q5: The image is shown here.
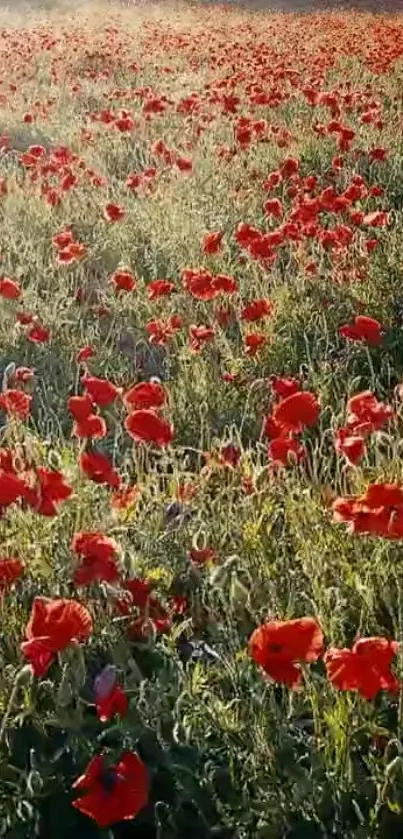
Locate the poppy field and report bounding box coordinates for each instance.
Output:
[3,1,403,836]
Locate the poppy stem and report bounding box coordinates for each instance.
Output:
[0,665,33,747]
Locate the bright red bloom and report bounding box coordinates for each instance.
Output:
[72,752,148,828]
[362,211,389,227]
[219,443,241,468]
[68,394,93,421]
[76,346,95,364]
[240,298,274,322]
[273,391,320,433]
[21,597,92,677]
[202,231,224,255]
[249,617,323,687]
[94,665,128,722]
[339,316,383,346]
[347,391,393,432]
[57,242,87,264]
[189,324,215,351]
[189,548,216,566]
[244,333,267,355]
[0,277,21,299]
[268,436,305,466]
[103,203,125,223]
[0,389,32,420]
[0,471,27,507]
[72,531,119,586]
[123,381,166,411]
[182,268,218,301]
[325,637,399,699]
[28,468,73,517]
[125,410,174,447]
[111,270,136,293]
[334,427,366,465]
[269,376,301,400]
[147,279,175,299]
[82,375,120,407]
[27,324,50,343]
[0,557,23,593]
[115,578,171,639]
[333,482,403,539]
[73,415,107,440]
[80,451,120,489]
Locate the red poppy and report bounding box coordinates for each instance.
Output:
[325,637,399,699]
[273,391,320,434]
[334,427,366,465]
[0,389,32,420]
[219,443,241,468]
[347,391,393,432]
[189,548,216,566]
[244,333,267,355]
[73,415,107,440]
[103,203,125,223]
[82,375,120,407]
[12,367,34,385]
[269,376,301,400]
[28,467,73,517]
[72,531,120,587]
[28,324,50,343]
[339,315,383,346]
[125,410,174,447]
[0,471,27,508]
[72,752,149,828]
[111,270,136,293]
[333,482,403,539]
[80,451,120,489]
[249,617,323,687]
[202,231,224,255]
[115,578,171,639]
[68,394,93,421]
[362,211,389,227]
[147,279,175,299]
[57,242,87,264]
[0,557,23,593]
[182,268,218,301]
[240,298,274,322]
[268,436,305,466]
[111,485,139,510]
[76,346,95,364]
[94,665,128,722]
[0,277,21,299]
[189,324,215,352]
[123,381,166,411]
[21,597,92,677]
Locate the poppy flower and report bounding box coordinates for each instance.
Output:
[103,203,125,223]
[80,451,120,489]
[115,578,171,639]
[249,617,323,687]
[94,664,128,722]
[333,482,403,539]
[82,375,120,407]
[362,211,389,227]
[68,394,93,421]
[244,333,267,355]
[202,231,224,255]
[0,389,32,420]
[28,324,50,343]
[12,367,34,385]
[268,436,305,466]
[269,376,301,400]
[189,547,216,566]
[73,415,107,440]
[27,467,73,517]
[21,597,92,677]
[240,298,274,322]
[347,391,393,432]
[125,409,174,447]
[0,277,21,299]
[334,427,366,465]
[72,531,120,586]
[111,270,136,293]
[111,485,139,510]
[72,752,149,828]
[0,557,23,593]
[273,391,320,434]
[76,345,95,364]
[182,268,218,301]
[0,471,27,508]
[339,316,383,346]
[219,443,241,468]
[189,324,215,351]
[57,242,87,264]
[147,279,175,299]
[325,637,399,699]
[123,381,166,411]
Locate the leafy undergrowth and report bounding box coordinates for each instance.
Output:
[2,2,403,837]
